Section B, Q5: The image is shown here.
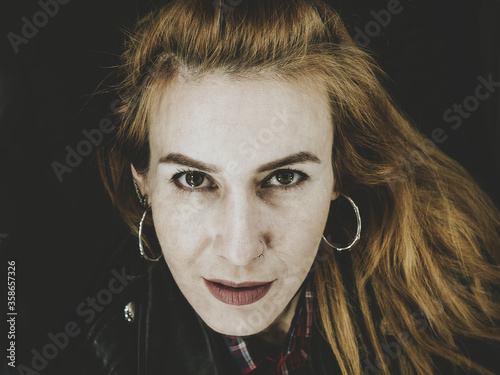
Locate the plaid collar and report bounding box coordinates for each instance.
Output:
[224,279,314,374]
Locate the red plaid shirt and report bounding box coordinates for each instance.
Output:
[224,280,314,374]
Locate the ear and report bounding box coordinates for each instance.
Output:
[131,164,149,198]
[331,189,340,201]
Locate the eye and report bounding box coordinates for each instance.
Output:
[184,171,205,187]
[263,169,308,189]
[171,170,217,191]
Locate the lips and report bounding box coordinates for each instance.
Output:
[203,278,274,306]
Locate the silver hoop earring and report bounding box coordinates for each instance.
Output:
[257,240,267,259]
[138,203,163,262]
[133,177,148,208]
[322,195,361,252]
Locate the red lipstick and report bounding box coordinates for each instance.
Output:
[203,278,274,306]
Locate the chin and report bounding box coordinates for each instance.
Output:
[204,317,268,337]
[198,306,276,337]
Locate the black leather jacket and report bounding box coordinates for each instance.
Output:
[57,236,499,375]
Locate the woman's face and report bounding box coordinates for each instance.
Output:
[133,74,336,336]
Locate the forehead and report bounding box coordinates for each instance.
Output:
[149,74,332,167]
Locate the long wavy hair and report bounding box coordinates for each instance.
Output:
[97,0,500,373]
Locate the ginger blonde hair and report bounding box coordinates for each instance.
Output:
[97,0,500,373]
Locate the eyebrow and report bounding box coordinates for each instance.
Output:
[158,153,218,173]
[256,152,321,173]
[158,151,321,174]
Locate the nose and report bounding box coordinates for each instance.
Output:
[215,189,266,266]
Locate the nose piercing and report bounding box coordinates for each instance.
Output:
[258,240,267,259]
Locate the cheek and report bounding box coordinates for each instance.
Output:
[150,195,212,274]
[273,193,331,251]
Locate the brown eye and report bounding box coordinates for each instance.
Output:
[263,169,308,189]
[171,170,217,192]
[276,170,295,185]
[185,172,205,187]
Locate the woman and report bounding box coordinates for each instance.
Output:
[67,0,500,374]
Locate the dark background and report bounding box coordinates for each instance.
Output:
[0,0,499,374]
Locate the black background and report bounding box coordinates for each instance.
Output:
[1,0,499,374]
